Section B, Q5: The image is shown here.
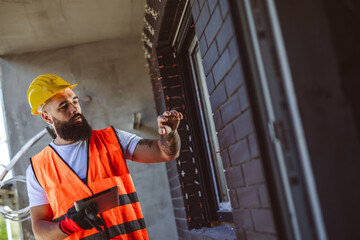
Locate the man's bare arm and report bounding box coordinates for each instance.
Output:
[159,130,181,159]
[132,110,182,163]
[30,204,67,240]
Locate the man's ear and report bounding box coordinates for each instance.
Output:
[41,111,53,125]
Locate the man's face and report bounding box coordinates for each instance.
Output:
[42,88,92,142]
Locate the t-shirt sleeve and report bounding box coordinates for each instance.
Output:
[26,164,49,207]
[115,129,142,160]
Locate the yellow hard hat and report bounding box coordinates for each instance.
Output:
[27,74,77,115]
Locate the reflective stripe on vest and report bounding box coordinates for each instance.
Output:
[31,126,149,240]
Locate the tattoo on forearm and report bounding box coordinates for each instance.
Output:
[160,131,180,157]
[138,139,153,148]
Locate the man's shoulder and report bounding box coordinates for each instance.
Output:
[26,163,33,176]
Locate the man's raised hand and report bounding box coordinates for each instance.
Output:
[157,110,183,136]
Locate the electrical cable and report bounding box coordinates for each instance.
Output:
[0,126,55,221]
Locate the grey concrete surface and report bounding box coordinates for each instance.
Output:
[0,0,146,55]
[0,37,178,240]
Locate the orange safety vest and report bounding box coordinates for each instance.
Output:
[31,126,149,240]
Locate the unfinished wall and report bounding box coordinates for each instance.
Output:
[0,37,178,240]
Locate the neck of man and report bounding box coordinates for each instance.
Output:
[53,136,77,146]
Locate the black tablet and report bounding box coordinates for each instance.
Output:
[74,186,119,213]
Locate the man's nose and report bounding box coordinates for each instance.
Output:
[68,102,78,114]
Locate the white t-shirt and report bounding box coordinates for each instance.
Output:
[26,129,141,207]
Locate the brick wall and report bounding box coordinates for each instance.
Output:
[190,0,279,239]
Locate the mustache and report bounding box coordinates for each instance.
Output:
[70,113,83,122]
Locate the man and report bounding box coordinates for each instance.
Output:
[26,74,182,240]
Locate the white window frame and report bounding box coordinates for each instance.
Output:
[188,36,231,212]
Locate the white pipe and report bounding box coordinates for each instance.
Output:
[6,219,12,240]
[0,128,48,182]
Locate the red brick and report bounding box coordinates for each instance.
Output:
[213,48,233,86]
[206,71,216,94]
[205,6,222,44]
[228,189,239,209]
[220,148,231,169]
[218,122,236,149]
[172,197,185,209]
[191,0,201,23]
[169,172,181,189]
[233,110,254,140]
[219,0,230,19]
[203,41,218,75]
[198,0,206,9]
[237,186,261,208]
[207,0,218,14]
[242,159,265,185]
[238,84,249,111]
[248,133,260,158]
[198,34,208,58]
[220,93,241,125]
[216,14,235,54]
[233,209,253,230]
[258,184,271,208]
[209,81,227,112]
[171,187,184,198]
[174,207,187,219]
[166,158,176,169]
[251,209,277,234]
[167,161,178,177]
[213,108,223,131]
[194,1,210,36]
[224,165,245,189]
[229,138,251,165]
[223,61,244,96]
[228,38,240,65]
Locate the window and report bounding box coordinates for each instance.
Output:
[187,37,231,212]
[175,17,233,223]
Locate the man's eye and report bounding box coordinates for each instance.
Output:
[59,104,67,110]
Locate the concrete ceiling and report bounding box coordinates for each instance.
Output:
[0,0,145,56]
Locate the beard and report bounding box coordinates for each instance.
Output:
[53,113,92,142]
